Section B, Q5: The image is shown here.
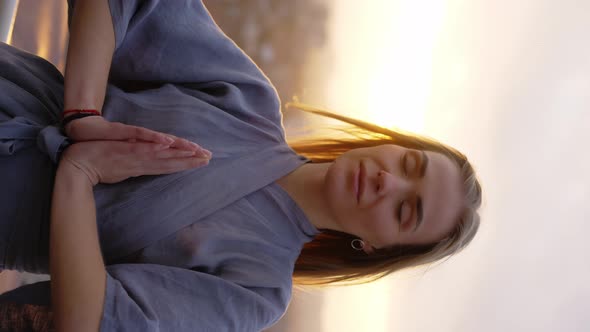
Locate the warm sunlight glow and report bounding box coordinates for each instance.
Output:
[365,1,447,132]
[321,279,394,332]
[322,0,448,331]
[35,0,53,60]
[325,0,447,135]
[57,2,69,72]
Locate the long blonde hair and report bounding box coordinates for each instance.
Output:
[286,103,482,287]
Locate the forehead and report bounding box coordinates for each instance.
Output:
[422,151,464,240]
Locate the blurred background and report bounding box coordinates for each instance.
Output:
[1,0,589,331]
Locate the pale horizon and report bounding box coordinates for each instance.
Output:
[279,0,590,331]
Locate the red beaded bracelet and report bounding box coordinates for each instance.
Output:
[61,109,102,128]
[62,109,101,119]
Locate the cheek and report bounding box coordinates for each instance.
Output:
[324,161,344,197]
[363,205,398,247]
[323,161,353,218]
[324,158,356,201]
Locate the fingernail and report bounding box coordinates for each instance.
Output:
[165,137,175,144]
[200,149,212,158]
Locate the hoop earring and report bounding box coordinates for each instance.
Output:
[351,239,364,251]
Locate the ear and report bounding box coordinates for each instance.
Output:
[362,241,375,255]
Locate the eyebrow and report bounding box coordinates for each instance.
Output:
[414,151,428,232]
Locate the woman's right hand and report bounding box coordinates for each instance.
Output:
[64,116,208,154]
[60,139,211,186]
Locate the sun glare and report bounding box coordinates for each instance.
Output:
[326,0,447,135]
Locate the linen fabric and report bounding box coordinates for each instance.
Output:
[0,0,319,330]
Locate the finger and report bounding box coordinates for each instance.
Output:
[163,134,211,155]
[115,125,211,156]
[153,148,199,159]
[114,123,175,146]
[147,144,211,159]
[125,135,208,156]
[128,143,211,160]
[115,142,170,157]
[139,156,210,176]
[132,142,168,153]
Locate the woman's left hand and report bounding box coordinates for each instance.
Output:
[60,140,211,186]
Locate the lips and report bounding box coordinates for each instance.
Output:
[357,161,365,204]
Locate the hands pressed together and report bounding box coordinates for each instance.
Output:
[60,115,212,186]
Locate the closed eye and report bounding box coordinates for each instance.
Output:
[404,151,420,177]
[414,196,423,232]
[401,153,408,176]
[397,200,412,227]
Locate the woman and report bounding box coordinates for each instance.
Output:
[0,0,481,331]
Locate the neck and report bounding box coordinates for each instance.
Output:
[275,162,339,232]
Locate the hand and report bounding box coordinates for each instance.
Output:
[64,116,209,153]
[60,140,211,186]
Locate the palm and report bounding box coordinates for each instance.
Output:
[61,140,210,186]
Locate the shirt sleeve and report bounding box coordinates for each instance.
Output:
[106,0,271,83]
[67,0,279,109]
[100,263,291,332]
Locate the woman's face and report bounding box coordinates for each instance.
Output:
[323,144,464,251]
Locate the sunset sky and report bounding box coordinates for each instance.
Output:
[2,0,588,331]
[289,0,590,331]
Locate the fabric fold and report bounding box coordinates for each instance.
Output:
[0,116,70,163]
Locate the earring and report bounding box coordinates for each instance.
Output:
[351,239,364,251]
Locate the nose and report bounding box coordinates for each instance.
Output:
[376,170,414,197]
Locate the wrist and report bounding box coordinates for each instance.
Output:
[62,109,101,119]
[57,159,96,188]
[61,109,102,131]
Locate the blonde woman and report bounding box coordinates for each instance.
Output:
[0,0,481,331]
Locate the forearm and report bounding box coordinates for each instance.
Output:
[50,162,105,332]
[64,0,115,114]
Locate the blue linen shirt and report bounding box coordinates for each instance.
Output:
[0,0,319,330]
